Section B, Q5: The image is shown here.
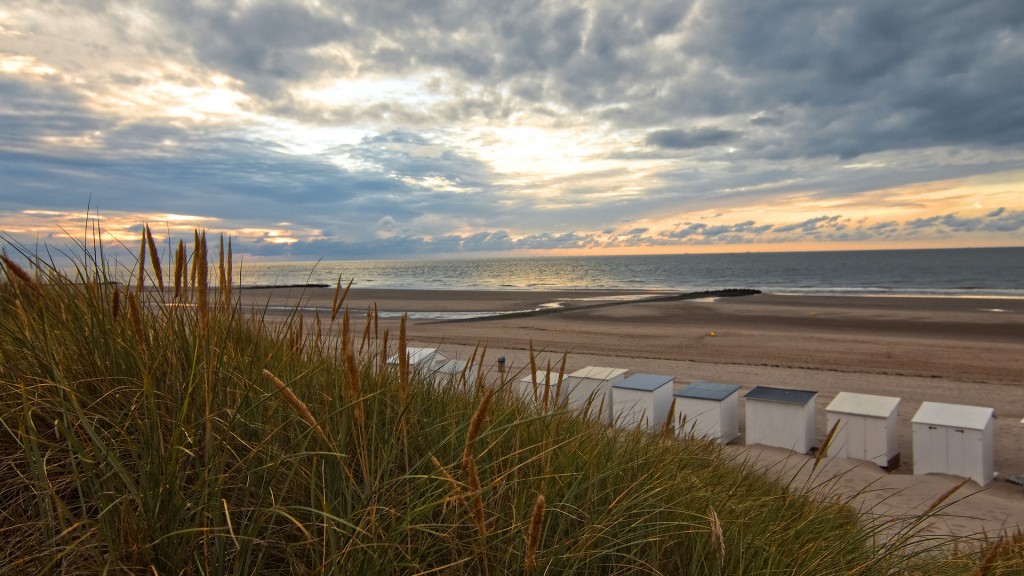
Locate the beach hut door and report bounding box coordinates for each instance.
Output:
[847,417,867,460]
[925,425,948,472]
[947,428,970,479]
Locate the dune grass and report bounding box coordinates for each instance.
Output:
[1,230,1022,574]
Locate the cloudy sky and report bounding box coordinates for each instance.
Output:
[2,0,1023,259]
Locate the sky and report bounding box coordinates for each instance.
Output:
[1,0,1023,260]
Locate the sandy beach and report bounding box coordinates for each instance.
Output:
[241,286,1024,539]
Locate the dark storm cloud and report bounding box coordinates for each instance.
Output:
[904,209,1024,235]
[675,0,1024,157]
[662,223,706,239]
[774,216,843,234]
[157,0,350,99]
[660,220,774,241]
[645,127,742,150]
[236,228,599,259]
[0,76,108,150]
[514,231,596,250]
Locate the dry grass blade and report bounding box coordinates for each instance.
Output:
[293,310,305,356]
[127,291,145,347]
[398,314,409,406]
[343,339,368,477]
[529,340,538,401]
[190,230,199,289]
[554,352,567,408]
[922,478,970,516]
[465,456,487,535]
[145,224,164,292]
[431,455,462,496]
[360,305,372,354]
[173,239,185,300]
[217,235,232,307]
[525,494,545,570]
[814,420,841,470]
[708,506,725,561]
[344,340,365,431]
[218,234,226,297]
[0,254,41,295]
[313,310,323,352]
[462,386,495,470]
[111,285,121,319]
[196,231,209,332]
[973,536,1004,576]
[541,360,551,411]
[474,341,488,391]
[226,237,233,304]
[331,278,353,322]
[378,328,389,373]
[135,231,147,296]
[462,343,480,388]
[343,305,353,350]
[661,398,677,437]
[262,369,328,442]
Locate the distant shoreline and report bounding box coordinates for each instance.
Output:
[227,247,1024,299]
[233,283,1024,300]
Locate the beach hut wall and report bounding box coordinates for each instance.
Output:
[386,347,448,369]
[611,374,675,431]
[911,401,995,487]
[673,381,742,443]
[428,359,477,388]
[743,386,818,454]
[825,392,901,468]
[516,370,567,408]
[564,366,628,424]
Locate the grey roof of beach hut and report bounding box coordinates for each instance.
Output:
[744,386,817,405]
[615,373,674,392]
[675,381,742,401]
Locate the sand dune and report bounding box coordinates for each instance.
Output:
[242,287,1024,538]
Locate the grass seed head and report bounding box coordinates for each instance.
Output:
[525,494,546,570]
[262,369,328,442]
[145,224,163,291]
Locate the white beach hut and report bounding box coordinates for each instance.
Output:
[912,401,995,487]
[673,381,742,443]
[386,347,448,371]
[564,366,628,424]
[825,392,901,468]
[744,386,818,454]
[611,373,675,431]
[516,370,567,408]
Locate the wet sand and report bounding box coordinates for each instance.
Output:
[241,286,1024,538]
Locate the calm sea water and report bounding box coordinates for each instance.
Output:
[238,247,1024,298]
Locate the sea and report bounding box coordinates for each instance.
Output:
[237,247,1024,299]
